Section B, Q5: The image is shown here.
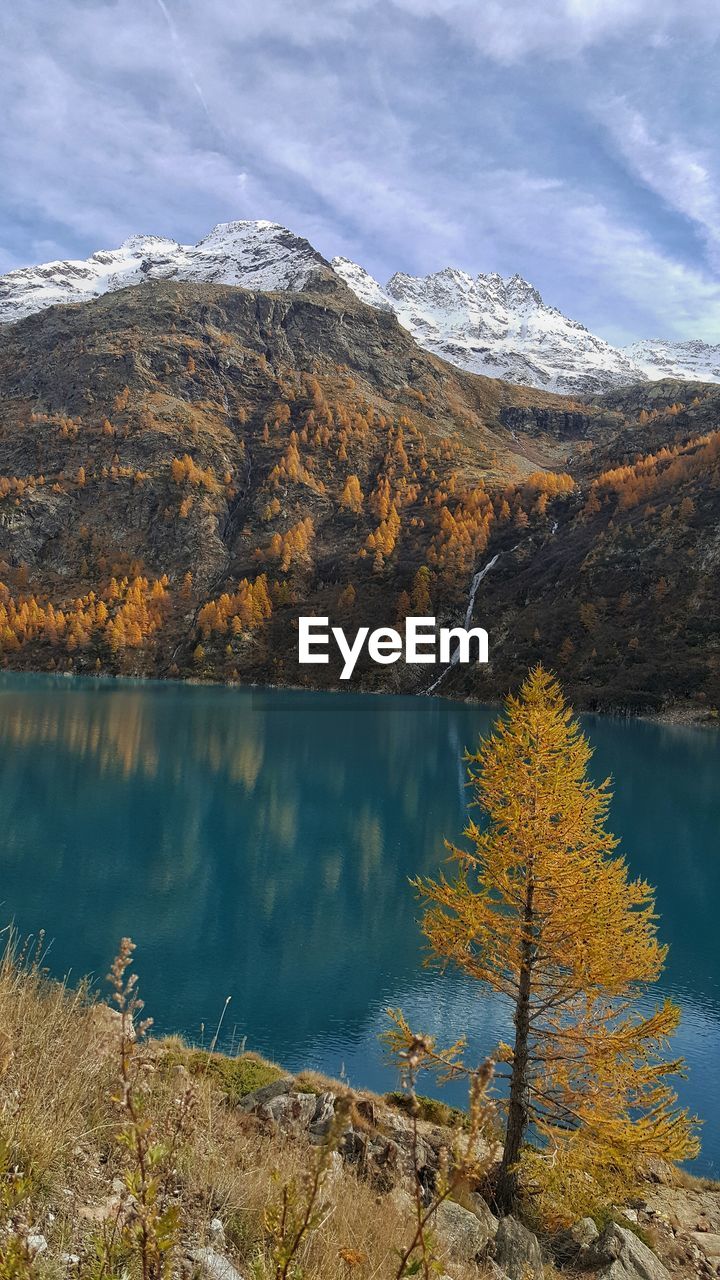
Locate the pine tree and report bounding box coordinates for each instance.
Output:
[414,667,697,1216]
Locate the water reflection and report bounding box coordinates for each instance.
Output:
[0,675,718,1173]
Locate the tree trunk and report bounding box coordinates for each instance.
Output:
[495,877,535,1214]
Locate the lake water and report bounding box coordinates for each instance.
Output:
[0,673,718,1174]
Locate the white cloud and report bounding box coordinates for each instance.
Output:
[390,0,720,62]
[594,98,720,270]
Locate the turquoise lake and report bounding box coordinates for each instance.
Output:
[0,673,718,1173]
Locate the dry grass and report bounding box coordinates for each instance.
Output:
[0,934,502,1280]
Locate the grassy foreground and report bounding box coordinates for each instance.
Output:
[3,937,717,1280]
[0,936,509,1280]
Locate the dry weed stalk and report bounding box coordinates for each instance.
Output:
[387,1019,494,1280]
[93,938,193,1280]
[264,1093,351,1280]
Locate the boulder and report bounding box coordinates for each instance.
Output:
[493,1216,543,1280]
[554,1215,600,1262]
[189,1247,245,1280]
[208,1219,225,1248]
[389,1186,415,1218]
[235,1077,294,1112]
[463,1190,498,1240]
[432,1198,495,1264]
[27,1235,48,1260]
[263,1091,317,1127]
[591,1222,671,1280]
[689,1232,720,1261]
[354,1097,376,1126]
[640,1157,675,1186]
[309,1091,336,1139]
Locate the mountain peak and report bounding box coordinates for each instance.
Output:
[2,219,720,392]
[116,234,181,254]
[0,220,331,324]
[503,273,544,307]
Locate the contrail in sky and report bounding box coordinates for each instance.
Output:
[152,0,217,132]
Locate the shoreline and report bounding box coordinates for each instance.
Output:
[0,662,717,730]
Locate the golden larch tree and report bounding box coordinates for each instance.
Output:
[414,666,697,1216]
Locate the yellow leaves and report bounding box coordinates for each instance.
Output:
[268,518,315,573]
[366,504,400,559]
[0,574,171,658]
[339,474,363,514]
[197,575,273,640]
[523,471,575,498]
[417,665,698,1214]
[170,454,218,492]
[268,438,325,494]
[113,386,130,414]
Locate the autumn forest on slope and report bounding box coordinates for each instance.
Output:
[0,270,718,715]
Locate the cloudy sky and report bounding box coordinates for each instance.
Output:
[1,0,720,344]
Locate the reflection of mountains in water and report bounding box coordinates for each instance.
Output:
[0,676,493,1041]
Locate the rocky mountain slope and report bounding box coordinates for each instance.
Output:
[2,219,720,394]
[0,274,600,683]
[0,270,717,714]
[442,380,720,713]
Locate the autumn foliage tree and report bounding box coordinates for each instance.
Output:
[412,667,697,1218]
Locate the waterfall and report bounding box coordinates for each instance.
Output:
[425,552,501,695]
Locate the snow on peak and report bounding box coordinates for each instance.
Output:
[622,338,720,384]
[336,262,641,394]
[330,257,393,310]
[0,221,332,325]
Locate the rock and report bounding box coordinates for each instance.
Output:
[645,1184,720,1235]
[27,1235,48,1259]
[324,1150,343,1186]
[463,1191,498,1240]
[554,1216,600,1262]
[689,1232,720,1261]
[189,1247,245,1280]
[339,1127,367,1164]
[640,1157,675,1186]
[208,1219,225,1247]
[365,1135,402,1190]
[381,1111,412,1142]
[591,1222,671,1280]
[493,1216,543,1280]
[432,1198,495,1264]
[309,1091,336,1139]
[236,1077,294,1112]
[263,1091,317,1127]
[354,1097,376,1126]
[389,1187,415,1218]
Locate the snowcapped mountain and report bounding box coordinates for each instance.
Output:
[2,218,719,394]
[0,221,332,325]
[332,258,642,394]
[623,338,720,384]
